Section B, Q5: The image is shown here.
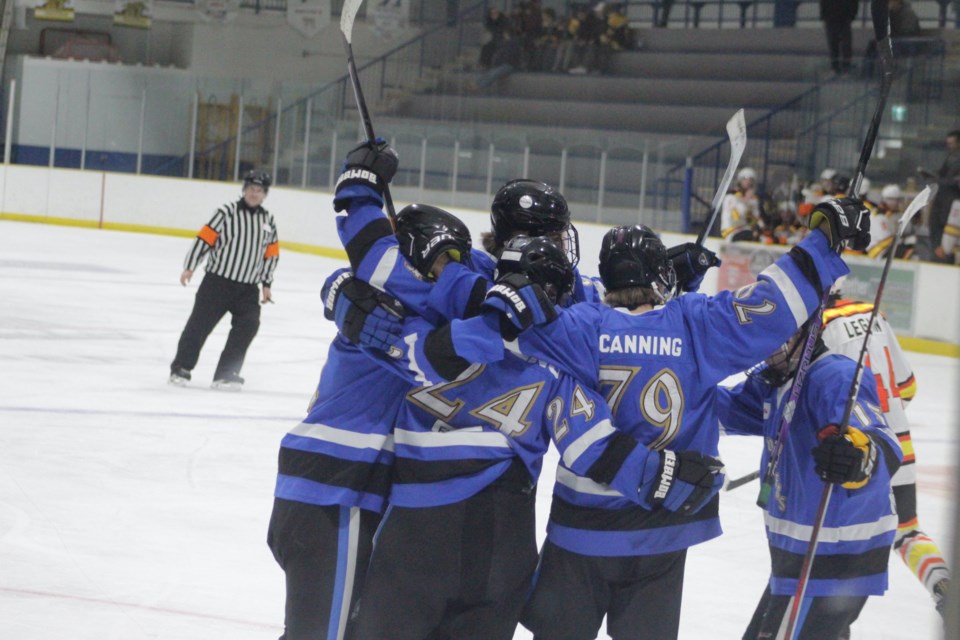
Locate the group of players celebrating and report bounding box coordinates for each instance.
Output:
[266,138,924,640]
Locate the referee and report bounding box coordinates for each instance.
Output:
[169,169,279,391]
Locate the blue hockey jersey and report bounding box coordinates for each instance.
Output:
[717,354,901,597]
[367,315,656,509]
[407,230,851,557]
[273,337,400,514]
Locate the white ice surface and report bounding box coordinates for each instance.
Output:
[0,221,955,639]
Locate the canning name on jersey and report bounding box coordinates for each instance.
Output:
[717,354,902,597]
[410,230,850,557]
[185,198,279,285]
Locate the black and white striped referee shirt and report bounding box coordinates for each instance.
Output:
[184,199,279,286]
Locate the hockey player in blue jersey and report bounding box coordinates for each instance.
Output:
[266,195,477,640]
[339,198,871,640]
[717,321,901,640]
[337,235,725,640]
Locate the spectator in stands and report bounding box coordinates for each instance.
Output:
[517,0,544,70]
[566,2,607,75]
[479,6,510,69]
[595,3,636,73]
[920,130,960,258]
[656,0,674,27]
[819,0,858,74]
[533,7,565,71]
[472,26,523,91]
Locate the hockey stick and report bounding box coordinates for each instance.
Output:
[340,0,397,222]
[780,185,933,640]
[724,469,759,492]
[696,108,747,245]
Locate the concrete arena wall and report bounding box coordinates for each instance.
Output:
[1,165,957,352]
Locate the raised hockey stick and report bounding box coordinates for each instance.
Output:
[696,108,747,245]
[340,0,397,222]
[780,185,933,640]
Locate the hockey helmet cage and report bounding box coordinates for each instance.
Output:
[395,204,472,278]
[494,235,575,305]
[598,225,676,300]
[490,179,580,267]
[243,169,272,192]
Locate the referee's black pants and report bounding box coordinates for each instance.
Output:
[171,272,260,380]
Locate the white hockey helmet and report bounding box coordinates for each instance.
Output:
[738,167,757,182]
[858,177,871,197]
[820,168,837,181]
[881,184,902,201]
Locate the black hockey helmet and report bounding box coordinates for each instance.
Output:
[242,169,272,192]
[598,225,676,299]
[494,235,575,305]
[490,179,579,267]
[395,204,472,278]
[832,172,851,195]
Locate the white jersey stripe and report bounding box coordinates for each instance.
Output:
[289,421,394,451]
[394,427,511,449]
[764,512,899,544]
[762,263,808,327]
[562,419,617,468]
[555,466,624,497]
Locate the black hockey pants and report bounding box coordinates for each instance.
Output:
[171,272,260,379]
[743,583,867,640]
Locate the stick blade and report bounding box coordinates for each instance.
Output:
[727,108,747,158]
[898,184,935,235]
[340,0,364,43]
[709,109,748,214]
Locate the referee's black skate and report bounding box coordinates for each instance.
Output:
[168,366,191,386]
[211,372,244,391]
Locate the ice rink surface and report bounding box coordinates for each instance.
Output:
[0,220,955,639]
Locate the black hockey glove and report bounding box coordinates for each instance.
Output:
[333,138,399,211]
[809,197,871,252]
[642,449,725,514]
[666,243,720,294]
[322,269,405,352]
[812,424,877,489]
[482,272,558,341]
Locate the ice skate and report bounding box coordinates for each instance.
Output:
[211,372,244,391]
[168,366,191,386]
